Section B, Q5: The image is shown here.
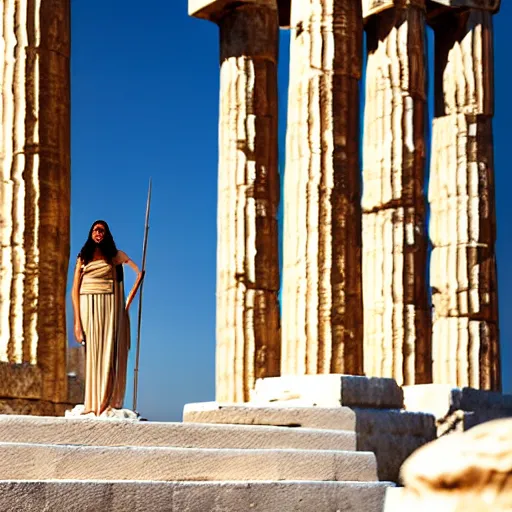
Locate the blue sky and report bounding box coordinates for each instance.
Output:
[69,1,511,421]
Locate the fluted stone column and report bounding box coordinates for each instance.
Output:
[190,0,280,402]
[429,3,500,390]
[281,0,364,376]
[0,0,70,409]
[362,1,431,386]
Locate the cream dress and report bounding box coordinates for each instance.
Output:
[79,259,130,416]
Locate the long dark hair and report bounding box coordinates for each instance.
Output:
[78,220,118,265]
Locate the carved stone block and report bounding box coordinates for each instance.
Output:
[0,363,43,400]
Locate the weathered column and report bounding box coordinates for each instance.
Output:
[429,2,500,390]
[281,0,364,375]
[189,0,280,402]
[0,0,70,410]
[361,0,431,386]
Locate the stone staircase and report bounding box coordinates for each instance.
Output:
[0,376,441,510]
[183,401,436,483]
[0,414,393,511]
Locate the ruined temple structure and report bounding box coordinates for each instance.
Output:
[0,3,505,508]
[0,0,502,412]
[0,0,75,414]
[190,0,502,402]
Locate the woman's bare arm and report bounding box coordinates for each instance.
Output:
[71,257,84,343]
[115,250,141,274]
[115,250,144,310]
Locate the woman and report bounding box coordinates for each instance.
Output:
[72,220,142,416]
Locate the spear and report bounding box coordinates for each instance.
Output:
[132,178,152,413]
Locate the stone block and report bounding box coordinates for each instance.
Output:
[358,433,433,482]
[463,409,512,429]
[171,481,392,512]
[189,0,276,21]
[0,481,393,512]
[0,363,43,400]
[183,403,436,482]
[404,384,512,418]
[451,387,512,412]
[184,403,434,435]
[405,385,512,437]
[353,408,436,482]
[403,384,454,418]
[252,375,404,409]
[0,442,378,482]
[0,399,75,417]
[183,402,359,430]
[351,408,435,438]
[0,415,356,451]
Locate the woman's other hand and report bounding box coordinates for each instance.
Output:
[74,323,84,344]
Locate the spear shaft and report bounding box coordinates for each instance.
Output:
[132,178,152,413]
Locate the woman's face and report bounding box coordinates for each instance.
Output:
[91,223,106,244]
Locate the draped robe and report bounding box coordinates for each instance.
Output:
[79,259,130,415]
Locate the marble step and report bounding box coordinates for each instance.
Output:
[0,480,394,512]
[0,415,356,451]
[183,403,436,483]
[0,442,378,482]
[183,402,434,435]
